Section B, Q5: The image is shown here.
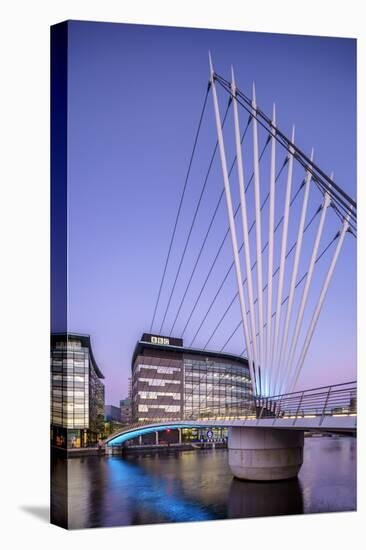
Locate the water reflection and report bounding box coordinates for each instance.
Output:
[228,477,303,518]
[51,437,356,529]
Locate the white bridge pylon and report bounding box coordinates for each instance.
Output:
[209,54,356,398]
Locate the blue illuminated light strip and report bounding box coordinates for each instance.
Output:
[107,424,214,446]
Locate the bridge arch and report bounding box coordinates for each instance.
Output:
[104,422,218,447]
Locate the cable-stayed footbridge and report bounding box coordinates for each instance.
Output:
[116,56,357,480]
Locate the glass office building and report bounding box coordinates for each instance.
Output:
[131,333,254,423]
[51,333,105,448]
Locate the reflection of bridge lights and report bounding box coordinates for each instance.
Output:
[107,458,214,522]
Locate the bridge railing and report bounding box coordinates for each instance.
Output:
[258,381,357,420]
[104,382,357,441]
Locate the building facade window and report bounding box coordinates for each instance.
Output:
[183,356,252,420]
[51,333,105,448]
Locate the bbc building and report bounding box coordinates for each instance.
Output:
[131,333,254,424]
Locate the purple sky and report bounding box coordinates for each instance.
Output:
[64,21,356,404]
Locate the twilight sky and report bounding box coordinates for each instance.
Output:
[62,20,356,405]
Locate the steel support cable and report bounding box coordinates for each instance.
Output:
[146,327,212,423]
[188,148,283,350]
[169,114,253,336]
[324,188,357,235]
[216,234,337,363]
[208,54,256,393]
[150,84,211,332]
[215,74,357,228]
[265,103,277,394]
[274,187,351,397]
[180,137,278,341]
[188,362,252,420]
[188,162,298,349]
[189,157,289,350]
[274,152,318,399]
[207,201,322,352]
[235,232,340,358]
[325,191,357,226]
[312,178,357,235]
[214,73,357,222]
[158,99,232,334]
[290,152,356,225]
[250,82,265,394]
[144,85,214,420]
[134,186,307,423]
[325,181,357,232]
[146,98,232,415]
[270,125,296,399]
[337,213,356,235]
[287,220,349,394]
[184,331,253,420]
[332,201,357,235]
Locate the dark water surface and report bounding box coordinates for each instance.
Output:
[54,437,356,529]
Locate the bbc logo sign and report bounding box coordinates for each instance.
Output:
[151,336,170,345]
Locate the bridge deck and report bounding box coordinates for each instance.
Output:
[105,415,356,446]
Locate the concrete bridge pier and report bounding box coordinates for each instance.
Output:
[228,427,304,481]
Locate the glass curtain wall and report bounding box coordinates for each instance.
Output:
[183,356,253,420]
[51,338,89,448]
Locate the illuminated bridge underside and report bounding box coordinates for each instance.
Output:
[105,415,356,447]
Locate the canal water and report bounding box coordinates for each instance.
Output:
[53,437,356,529]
